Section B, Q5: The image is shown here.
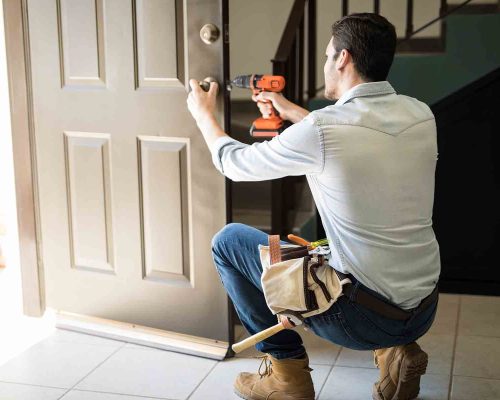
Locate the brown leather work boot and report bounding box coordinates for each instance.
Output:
[373,342,428,400]
[233,353,315,400]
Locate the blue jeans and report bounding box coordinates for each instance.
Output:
[212,223,438,360]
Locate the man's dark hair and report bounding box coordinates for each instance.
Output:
[331,13,396,82]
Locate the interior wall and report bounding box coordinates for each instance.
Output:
[229,0,295,100]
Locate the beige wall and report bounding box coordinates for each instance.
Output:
[229,0,295,99]
[229,0,485,99]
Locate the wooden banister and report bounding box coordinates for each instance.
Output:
[400,0,478,43]
[272,0,306,63]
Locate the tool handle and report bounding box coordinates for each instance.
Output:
[287,234,311,246]
[267,103,280,119]
[232,322,286,354]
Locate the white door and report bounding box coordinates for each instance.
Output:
[26,0,230,349]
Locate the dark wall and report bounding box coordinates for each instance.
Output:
[432,68,500,295]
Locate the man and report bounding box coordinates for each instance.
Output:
[187,13,440,400]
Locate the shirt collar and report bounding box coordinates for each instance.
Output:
[335,81,396,106]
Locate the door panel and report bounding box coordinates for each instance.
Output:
[133,0,181,88]
[138,136,191,285]
[58,0,106,87]
[27,0,229,341]
[64,131,114,274]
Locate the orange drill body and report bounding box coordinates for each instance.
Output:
[231,74,287,137]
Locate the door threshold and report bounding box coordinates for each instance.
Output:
[56,311,229,360]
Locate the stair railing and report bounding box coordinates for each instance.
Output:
[270,0,316,236]
[399,0,476,45]
[314,0,483,93]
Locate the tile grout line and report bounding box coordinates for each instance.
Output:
[56,341,128,400]
[185,359,220,400]
[0,380,67,391]
[49,339,128,349]
[315,345,343,400]
[453,333,500,339]
[61,387,174,400]
[451,374,500,381]
[447,294,462,400]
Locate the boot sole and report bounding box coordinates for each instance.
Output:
[234,388,314,400]
[234,388,250,400]
[372,345,428,400]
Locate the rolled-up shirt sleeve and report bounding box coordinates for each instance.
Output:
[210,114,323,181]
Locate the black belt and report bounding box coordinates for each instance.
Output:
[335,270,439,321]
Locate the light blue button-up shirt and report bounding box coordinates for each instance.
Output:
[211,81,441,309]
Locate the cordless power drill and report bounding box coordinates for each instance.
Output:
[231,74,287,137]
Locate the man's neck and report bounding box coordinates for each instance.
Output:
[336,75,367,99]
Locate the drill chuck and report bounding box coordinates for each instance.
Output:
[232,75,263,89]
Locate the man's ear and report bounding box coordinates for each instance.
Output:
[336,49,350,70]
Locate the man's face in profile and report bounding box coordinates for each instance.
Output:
[323,38,339,101]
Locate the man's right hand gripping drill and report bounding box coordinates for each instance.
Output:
[252,91,310,124]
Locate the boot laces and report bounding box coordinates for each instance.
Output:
[257,355,273,378]
[373,350,379,368]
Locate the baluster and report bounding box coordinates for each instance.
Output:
[297,17,304,107]
[272,59,286,236]
[440,0,447,15]
[374,0,380,14]
[342,0,348,16]
[405,0,414,39]
[307,0,316,100]
[290,37,297,104]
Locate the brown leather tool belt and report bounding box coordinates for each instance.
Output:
[334,269,438,321]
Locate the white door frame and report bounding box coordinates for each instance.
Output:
[3,0,45,318]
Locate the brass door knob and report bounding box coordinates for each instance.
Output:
[199,77,218,93]
[200,24,220,44]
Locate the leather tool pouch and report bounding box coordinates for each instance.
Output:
[259,235,351,318]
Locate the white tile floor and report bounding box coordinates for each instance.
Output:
[0,294,499,399]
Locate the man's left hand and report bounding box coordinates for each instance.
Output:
[187,79,218,124]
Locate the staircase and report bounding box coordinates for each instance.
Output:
[229,0,500,241]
